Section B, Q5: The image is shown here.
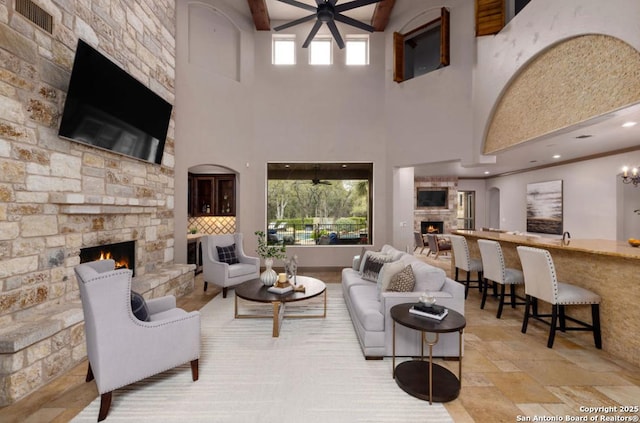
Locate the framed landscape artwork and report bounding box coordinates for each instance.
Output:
[526,180,563,235]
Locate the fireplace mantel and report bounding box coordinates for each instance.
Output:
[50,193,163,215]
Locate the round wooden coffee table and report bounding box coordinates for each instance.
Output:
[390,303,466,404]
[234,276,326,337]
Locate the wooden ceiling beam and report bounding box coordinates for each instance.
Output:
[247,0,271,31]
[371,0,396,31]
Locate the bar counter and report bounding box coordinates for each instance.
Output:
[452,230,640,368]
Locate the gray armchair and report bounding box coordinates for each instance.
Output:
[201,233,260,297]
[75,260,200,421]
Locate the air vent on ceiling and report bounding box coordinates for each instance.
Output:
[15,0,53,34]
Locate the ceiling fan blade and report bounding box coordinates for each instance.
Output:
[327,20,345,49]
[274,14,316,31]
[335,0,382,13]
[277,0,318,13]
[334,13,375,32]
[303,20,323,48]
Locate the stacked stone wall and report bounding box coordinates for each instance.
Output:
[0,0,178,405]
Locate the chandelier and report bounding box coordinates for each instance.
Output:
[622,166,640,186]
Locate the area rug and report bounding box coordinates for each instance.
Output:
[72,284,453,422]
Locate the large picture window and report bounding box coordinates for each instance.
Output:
[266,162,373,246]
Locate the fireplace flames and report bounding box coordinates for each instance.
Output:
[99,250,130,270]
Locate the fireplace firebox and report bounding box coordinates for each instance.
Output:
[421,221,444,235]
[80,241,136,276]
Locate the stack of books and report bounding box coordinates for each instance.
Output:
[409,303,448,321]
[267,284,293,294]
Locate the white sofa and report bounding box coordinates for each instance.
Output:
[342,244,465,359]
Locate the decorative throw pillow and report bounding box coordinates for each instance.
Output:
[131,291,150,321]
[377,260,406,296]
[216,243,239,265]
[387,265,416,292]
[361,252,395,282]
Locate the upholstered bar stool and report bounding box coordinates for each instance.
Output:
[477,239,525,318]
[516,246,602,349]
[449,234,483,299]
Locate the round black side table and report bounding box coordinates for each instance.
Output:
[390,303,466,404]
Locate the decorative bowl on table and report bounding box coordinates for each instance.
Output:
[628,238,640,247]
[419,293,436,306]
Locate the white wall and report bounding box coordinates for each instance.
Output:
[392,167,415,252]
[385,0,476,168]
[174,0,640,266]
[175,0,394,267]
[485,150,640,239]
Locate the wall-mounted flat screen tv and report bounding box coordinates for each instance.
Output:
[58,39,172,165]
[417,188,448,208]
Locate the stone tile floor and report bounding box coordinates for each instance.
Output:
[1,255,639,423]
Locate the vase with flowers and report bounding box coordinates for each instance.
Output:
[255,231,287,286]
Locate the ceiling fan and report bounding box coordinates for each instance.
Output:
[310,165,331,185]
[273,0,383,49]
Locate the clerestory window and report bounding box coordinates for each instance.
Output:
[346,35,369,65]
[273,35,296,65]
[309,38,332,65]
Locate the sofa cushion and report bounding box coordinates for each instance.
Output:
[387,265,416,292]
[349,285,384,331]
[380,244,406,261]
[377,260,405,295]
[216,244,239,265]
[361,252,394,282]
[402,258,446,292]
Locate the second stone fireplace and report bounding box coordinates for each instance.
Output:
[421,221,444,234]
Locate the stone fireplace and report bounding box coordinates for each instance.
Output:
[0,0,191,406]
[413,177,458,234]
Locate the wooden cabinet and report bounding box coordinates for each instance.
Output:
[188,173,236,217]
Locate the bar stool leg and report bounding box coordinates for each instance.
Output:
[592,304,602,349]
[480,278,489,309]
[521,295,531,333]
[465,271,471,299]
[559,305,566,332]
[496,284,506,318]
[547,304,559,348]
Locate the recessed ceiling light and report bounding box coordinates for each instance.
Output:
[484,171,490,175]
[575,134,592,139]
[553,154,561,159]
[529,160,538,163]
[341,164,348,168]
[622,121,637,128]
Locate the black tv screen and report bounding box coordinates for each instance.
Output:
[417,188,448,207]
[58,39,172,165]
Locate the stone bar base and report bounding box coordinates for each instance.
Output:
[0,264,195,406]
